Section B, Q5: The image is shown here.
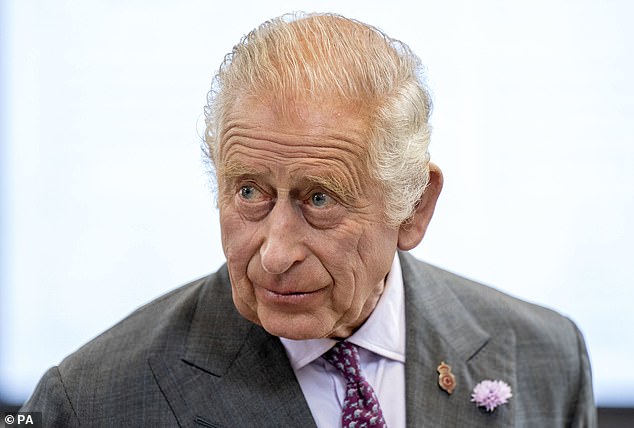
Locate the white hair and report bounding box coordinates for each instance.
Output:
[204,12,433,226]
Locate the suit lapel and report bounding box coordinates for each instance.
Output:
[401,253,517,427]
[148,266,316,428]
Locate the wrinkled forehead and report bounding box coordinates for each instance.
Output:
[220,92,374,143]
[216,94,377,178]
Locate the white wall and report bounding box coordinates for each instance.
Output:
[1,0,633,406]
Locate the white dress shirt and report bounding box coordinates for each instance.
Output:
[281,254,406,428]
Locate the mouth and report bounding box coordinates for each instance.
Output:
[255,284,327,305]
[263,287,322,297]
[270,289,315,296]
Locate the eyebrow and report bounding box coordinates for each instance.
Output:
[219,161,355,201]
[219,162,263,181]
[303,174,355,201]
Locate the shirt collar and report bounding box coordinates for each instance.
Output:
[281,253,406,370]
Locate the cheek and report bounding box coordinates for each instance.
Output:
[220,208,262,318]
[310,223,361,270]
[219,209,263,291]
[220,207,254,254]
[323,223,397,299]
[309,224,364,301]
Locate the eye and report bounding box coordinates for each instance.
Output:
[234,184,271,221]
[310,192,331,208]
[239,185,259,200]
[303,190,344,228]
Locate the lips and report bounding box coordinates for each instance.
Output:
[257,283,326,296]
[250,273,329,296]
[268,289,314,296]
[254,282,328,306]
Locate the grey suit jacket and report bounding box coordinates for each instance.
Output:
[22,253,596,427]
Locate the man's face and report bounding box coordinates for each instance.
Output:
[216,98,400,340]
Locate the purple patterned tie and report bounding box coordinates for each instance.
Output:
[323,341,387,428]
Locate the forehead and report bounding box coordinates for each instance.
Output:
[218,97,373,174]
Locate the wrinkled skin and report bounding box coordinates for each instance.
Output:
[216,97,442,340]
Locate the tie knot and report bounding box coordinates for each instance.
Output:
[323,341,362,383]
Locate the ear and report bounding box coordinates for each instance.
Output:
[397,163,443,251]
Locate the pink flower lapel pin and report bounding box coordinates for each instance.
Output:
[471,379,513,412]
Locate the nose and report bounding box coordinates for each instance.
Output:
[260,199,307,274]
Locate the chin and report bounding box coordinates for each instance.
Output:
[258,315,332,340]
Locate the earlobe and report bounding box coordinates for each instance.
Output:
[397,163,443,251]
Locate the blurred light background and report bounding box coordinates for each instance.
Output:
[1,0,633,408]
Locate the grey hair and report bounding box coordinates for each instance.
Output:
[204,12,432,226]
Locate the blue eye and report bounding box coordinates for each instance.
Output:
[311,192,330,207]
[240,185,257,200]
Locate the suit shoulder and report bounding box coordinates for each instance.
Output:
[401,253,581,345]
[24,265,236,424]
[57,265,230,381]
[400,253,596,425]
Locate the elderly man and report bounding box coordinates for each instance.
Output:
[23,13,596,427]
